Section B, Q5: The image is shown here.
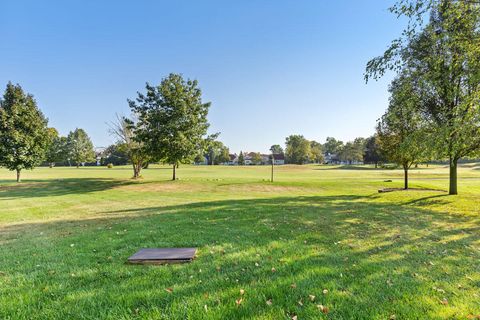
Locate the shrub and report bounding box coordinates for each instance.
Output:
[107,163,113,169]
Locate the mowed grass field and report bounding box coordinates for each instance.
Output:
[1,164,480,319]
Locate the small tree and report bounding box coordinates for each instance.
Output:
[377,74,430,189]
[238,151,245,165]
[252,152,262,165]
[0,83,49,182]
[109,115,149,178]
[66,128,95,168]
[129,74,212,180]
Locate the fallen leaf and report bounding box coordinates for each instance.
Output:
[291,283,297,289]
[298,299,303,306]
[165,288,173,293]
[235,298,243,307]
[309,294,316,302]
[440,298,448,305]
[317,304,329,314]
[266,299,273,306]
[323,289,328,295]
[255,262,260,267]
[204,304,208,312]
[292,315,298,320]
[271,267,276,272]
[389,315,396,320]
[240,289,245,295]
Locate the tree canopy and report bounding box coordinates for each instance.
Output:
[66,128,95,168]
[0,83,50,181]
[129,74,212,180]
[366,0,480,194]
[285,135,311,164]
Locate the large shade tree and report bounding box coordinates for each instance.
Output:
[366,0,480,194]
[0,83,50,182]
[129,74,212,180]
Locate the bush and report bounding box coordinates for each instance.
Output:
[107,163,113,169]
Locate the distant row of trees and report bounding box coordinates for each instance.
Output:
[279,135,384,166]
[0,83,96,181]
[367,0,480,195]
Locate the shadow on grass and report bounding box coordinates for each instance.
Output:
[0,178,136,199]
[1,195,480,319]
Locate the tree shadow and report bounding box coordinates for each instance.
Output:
[0,178,136,199]
[1,195,479,319]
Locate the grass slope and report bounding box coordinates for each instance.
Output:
[1,164,480,319]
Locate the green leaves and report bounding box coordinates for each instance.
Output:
[128,74,212,179]
[0,82,49,180]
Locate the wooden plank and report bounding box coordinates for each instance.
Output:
[127,248,197,265]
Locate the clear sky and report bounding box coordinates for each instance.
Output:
[1,0,403,153]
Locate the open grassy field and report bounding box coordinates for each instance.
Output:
[1,164,480,319]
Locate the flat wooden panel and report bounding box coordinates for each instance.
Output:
[128,248,197,264]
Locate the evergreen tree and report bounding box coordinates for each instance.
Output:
[66,128,95,168]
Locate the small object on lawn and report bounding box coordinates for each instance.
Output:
[384,179,393,182]
[127,248,197,265]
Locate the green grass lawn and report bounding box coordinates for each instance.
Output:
[1,164,480,319]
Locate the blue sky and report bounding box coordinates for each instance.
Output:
[1,0,403,153]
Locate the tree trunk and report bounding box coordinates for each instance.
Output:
[16,169,21,183]
[172,164,176,180]
[403,165,409,190]
[449,157,458,195]
[132,162,141,179]
[375,162,378,169]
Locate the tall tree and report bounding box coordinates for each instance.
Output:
[364,135,384,168]
[285,135,311,164]
[310,140,324,163]
[376,73,431,189]
[45,128,68,168]
[0,83,49,182]
[66,128,95,168]
[366,0,480,194]
[323,137,344,155]
[109,114,149,178]
[270,144,284,155]
[129,74,212,180]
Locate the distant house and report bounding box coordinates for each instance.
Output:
[324,153,340,165]
[228,154,238,165]
[272,153,285,165]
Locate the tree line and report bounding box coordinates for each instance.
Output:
[278,135,383,166]
[0,83,96,181]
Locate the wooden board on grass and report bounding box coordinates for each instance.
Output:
[127,248,197,265]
